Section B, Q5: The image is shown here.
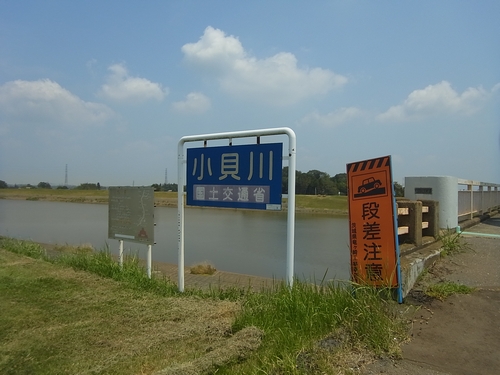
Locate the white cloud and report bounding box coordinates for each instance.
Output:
[0,79,115,127]
[299,107,363,127]
[378,81,488,122]
[99,63,167,102]
[182,26,347,106]
[172,92,211,113]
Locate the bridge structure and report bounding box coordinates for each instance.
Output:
[457,179,500,222]
[404,176,500,229]
[399,175,500,296]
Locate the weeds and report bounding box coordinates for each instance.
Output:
[224,281,408,374]
[438,228,470,256]
[425,282,475,301]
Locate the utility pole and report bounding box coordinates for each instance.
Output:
[64,164,68,186]
[164,168,168,185]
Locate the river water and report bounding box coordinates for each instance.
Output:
[0,199,350,282]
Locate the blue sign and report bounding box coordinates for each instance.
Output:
[187,143,283,210]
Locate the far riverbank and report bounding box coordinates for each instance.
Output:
[0,188,349,215]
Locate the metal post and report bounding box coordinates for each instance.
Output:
[177,127,296,292]
[479,185,484,215]
[468,184,473,220]
[177,144,186,292]
[119,240,123,269]
[286,130,296,288]
[147,245,152,278]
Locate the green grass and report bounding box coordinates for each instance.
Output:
[0,239,246,375]
[0,236,47,259]
[220,282,407,374]
[0,187,109,198]
[0,237,243,302]
[0,251,244,374]
[438,228,470,256]
[425,282,476,301]
[293,194,348,213]
[0,188,178,205]
[0,238,408,374]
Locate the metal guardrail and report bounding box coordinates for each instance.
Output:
[457,179,500,221]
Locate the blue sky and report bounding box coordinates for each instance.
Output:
[1,0,499,187]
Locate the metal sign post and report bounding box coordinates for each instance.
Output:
[177,127,296,292]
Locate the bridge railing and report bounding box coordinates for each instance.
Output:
[405,176,500,229]
[397,199,439,251]
[458,179,500,222]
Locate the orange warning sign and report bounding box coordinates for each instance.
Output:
[347,156,399,287]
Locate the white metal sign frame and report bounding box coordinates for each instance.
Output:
[177,127,297,292]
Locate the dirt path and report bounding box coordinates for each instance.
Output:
[363,217,500,375]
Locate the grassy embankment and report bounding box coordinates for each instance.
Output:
[0,188,110,204]
[0,188,348,213]
[0,237,407,375]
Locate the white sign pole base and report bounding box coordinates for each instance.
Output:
[147,245,152,279]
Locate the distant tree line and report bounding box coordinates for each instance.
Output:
[0,180,100,190]
[37,182,52,189]
[282,167,347,195]
[1,173,404,197]
[76,183,101,190]
[284,168,404,197]
[151,183,178,192]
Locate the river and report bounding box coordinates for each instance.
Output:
[0,199,350,282]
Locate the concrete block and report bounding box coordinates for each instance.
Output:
[421,199,439,238]
[397,200,423,247]
[400,244,442,297]
[405,176,458,228]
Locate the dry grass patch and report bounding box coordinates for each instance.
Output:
[0,249,258,375]
[190,262,217,275]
